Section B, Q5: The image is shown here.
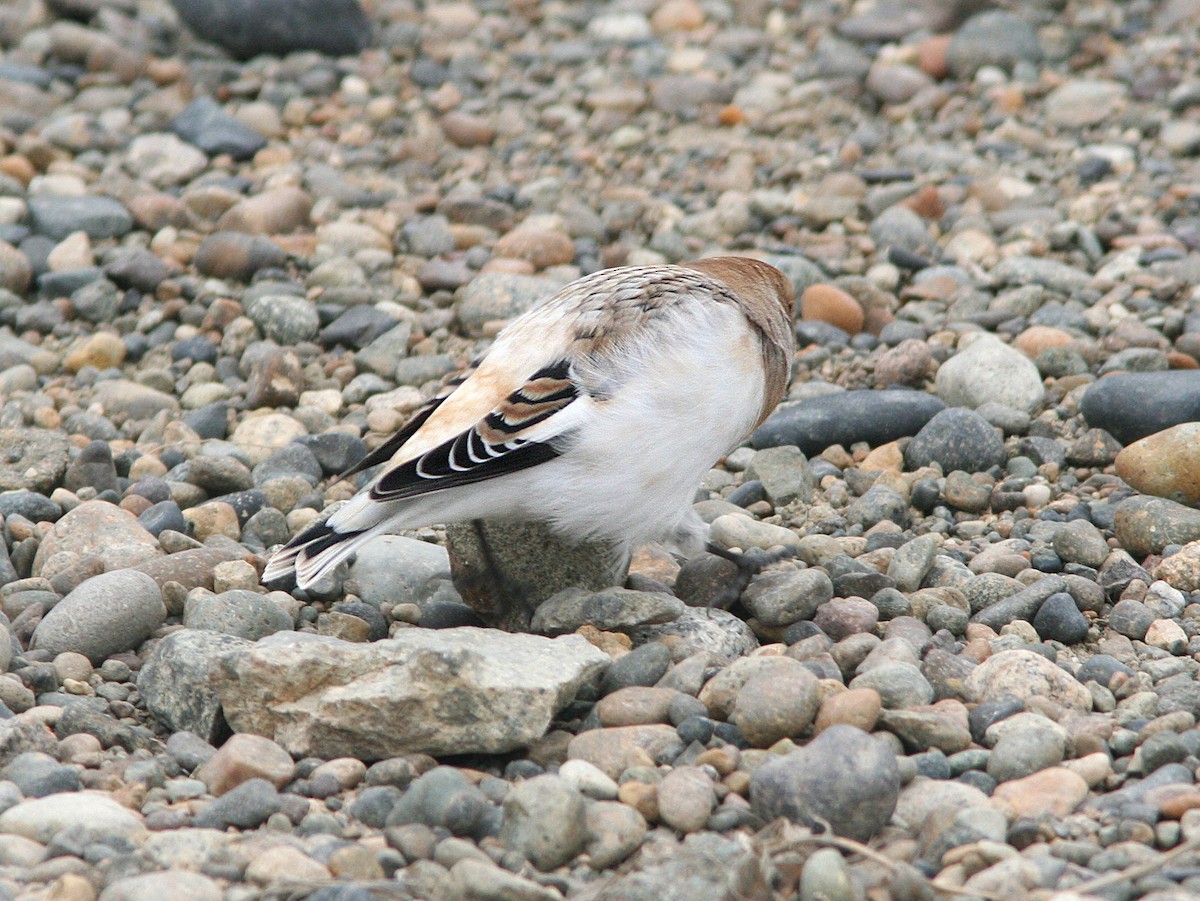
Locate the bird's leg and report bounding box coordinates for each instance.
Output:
[704,542,794,612]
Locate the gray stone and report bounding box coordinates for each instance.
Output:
[457,273,560,337]
[0,792,143,844]
[31,569,165,664]
[0,429,69,494]
[531,587,683,635]
[138,629,252,743]
[184,589,293,640]
[945,10,1042,78]
[215,628,609,758]
[499,774,587,871]
[742,445,814,507]
[99,872,222,901]
[446,519,623,631]
[905,408,1006,473]
[70,278,121,324]
[347,535,455,607]
[935,335,1044,414]
[741,568,833,628]
[1115,495,1200,557]
[170,96,267,158]
[627,608,758,662]
[27,195,133,241]
[750,725,900,841]
[850,662,934,709]
[246,294,320,345]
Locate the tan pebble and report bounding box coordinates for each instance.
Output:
[656,766,715,833]
[616,780,659,823]
[651,0,705,31]
[63,332,125,373]
[45,873,95,901]
[814,687,882,734]
[1168,351,1199,369]
[1115,423,1200,507]
[217,187,313,235]
[0,155,36,185]
[1154,786,1200,820]
[119,495,152,517]
[493,228,575,269]
[723,770,750,796]
[1061,752,1112,789]
[694,747,738,776]
[127,193,190,231]
[903,185,943,220]
[441,111,496,147]
[596,687,679,727]
[989,767,1088,820]
[718,105,746,126]
[859,442,904,473]
[1144,617,1188,651]
[800,284,864,334]
[917,34,951,79]
[195,733,295,795]
[47,231,93,271]
[183,501,240,542]
[245,846,331,885]
[327,844,384,880]
[1013,325,1074,359]
[567,724,680,780]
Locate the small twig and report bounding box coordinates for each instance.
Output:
[1067,836,1200,895]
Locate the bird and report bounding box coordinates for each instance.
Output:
[262,256,795,591]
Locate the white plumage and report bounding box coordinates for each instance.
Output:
[263,257,795,589]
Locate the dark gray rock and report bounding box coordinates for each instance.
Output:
[170,0,371,60]
[192,777,282,829]
[970,575,1066,631]
[750,725,900,841]
[1032,593,1089,644]
[1080,372,1200,445]
[171,96,267,158]
[138,628,251,743]
[184,589,294,640]
[62,440,119,495]
[905,408,1006,473]
[752,389,945,455]
[27,196,133,241]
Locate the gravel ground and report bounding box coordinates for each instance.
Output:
[3,0,1200,899]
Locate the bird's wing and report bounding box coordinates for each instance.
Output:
[363,357,583,503]
[334,363,477,483]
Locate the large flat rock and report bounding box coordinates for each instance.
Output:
[214,628,609,759]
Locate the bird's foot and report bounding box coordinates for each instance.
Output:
[703,542,794,613]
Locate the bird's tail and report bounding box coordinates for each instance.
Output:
[261,515,376,589]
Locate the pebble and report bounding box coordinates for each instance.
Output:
[195,733,295,796]
[935,335,1045,413]
[31,569,165,664]
[1115,423,1200,507]
[904,407,1007,473]
[750,725,900,841]
[752,390,945,455]
[1079,371,1200,445]
[499,774,586,870]
[0,792,143,843]
[183,589,293,640]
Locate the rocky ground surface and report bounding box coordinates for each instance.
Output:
[5,0,1200,899]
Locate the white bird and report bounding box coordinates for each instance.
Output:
[263,257,795,590]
